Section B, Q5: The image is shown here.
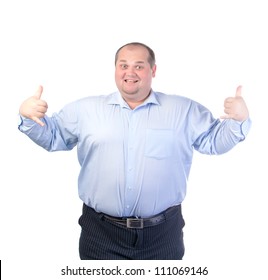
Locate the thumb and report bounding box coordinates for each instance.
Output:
[34,85,43,99]
[235,85,242,97]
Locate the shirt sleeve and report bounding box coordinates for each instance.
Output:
[193,117,252,155]
[188,100,252,155]
[18,101,79,152]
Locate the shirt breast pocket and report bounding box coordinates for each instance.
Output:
[145,129,174,159]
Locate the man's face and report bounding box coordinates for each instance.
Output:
[115,45,156,106]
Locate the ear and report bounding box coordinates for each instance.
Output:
[152,64,157,77]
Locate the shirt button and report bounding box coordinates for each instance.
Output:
[126,205,130,209]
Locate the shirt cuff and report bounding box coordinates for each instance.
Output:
[17,114,36,130]
[230,118,252,140]
[240,118,251,137]
[18,114,26,126]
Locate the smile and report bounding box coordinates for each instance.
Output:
[124,79,138,83]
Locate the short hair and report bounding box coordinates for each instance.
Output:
[115,42,156,68]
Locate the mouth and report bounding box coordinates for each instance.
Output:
[124,79,139,83]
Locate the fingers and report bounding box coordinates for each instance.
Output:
[31,86,46,125]
[223,96,235,118]
[32,116,45,127]
[221,106,234,119]
[19,85,48,126]
[220,85,242,120]
[235,85,242,97]
[220,85,249,121]
[35,99,48,112]
[34,85,43,100]
[220,106,233,119]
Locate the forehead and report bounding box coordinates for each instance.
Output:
[117,45,149,63]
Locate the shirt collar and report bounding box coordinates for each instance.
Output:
[107,90,160,108]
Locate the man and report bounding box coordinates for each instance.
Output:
[18,42,251,259]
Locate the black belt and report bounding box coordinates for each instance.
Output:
[102,205,180,229]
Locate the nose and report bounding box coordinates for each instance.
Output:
[125,67,137,76]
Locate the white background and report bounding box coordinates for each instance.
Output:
[0,0,267,279]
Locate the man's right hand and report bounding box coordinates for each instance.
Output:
[19,85,48,126]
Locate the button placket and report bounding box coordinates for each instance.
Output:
[124,111,138,216]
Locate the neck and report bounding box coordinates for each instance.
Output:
[123,90,152,109]
[127,100,143,109]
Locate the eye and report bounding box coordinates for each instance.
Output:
[135,65,143,70]
[120,64,128,70]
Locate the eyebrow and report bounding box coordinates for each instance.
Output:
[118,59,145,64]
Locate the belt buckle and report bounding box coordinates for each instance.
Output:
[126,218,144,229]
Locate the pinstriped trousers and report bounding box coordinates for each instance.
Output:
[78,204,185,260]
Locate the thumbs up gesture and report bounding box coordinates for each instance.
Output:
[19,85,48,126]
[221,85,249,122]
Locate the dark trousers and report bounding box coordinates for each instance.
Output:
[78,204,185,260]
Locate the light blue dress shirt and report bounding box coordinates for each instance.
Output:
[18,91,251,218]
